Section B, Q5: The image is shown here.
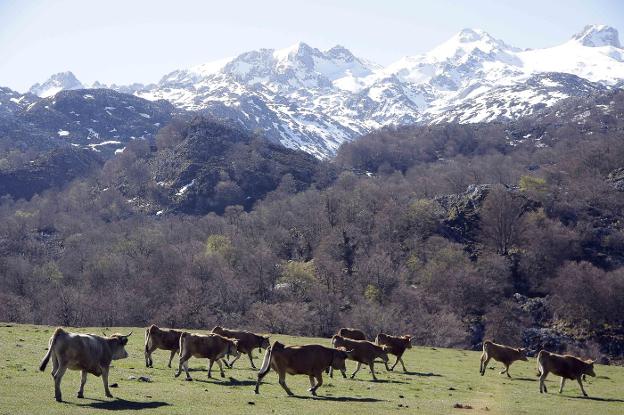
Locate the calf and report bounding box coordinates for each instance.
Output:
[479,340,528,378]
[144,324,183,368]
[375,333,412,372]
[211,326,270,369]
[537,350,596,397]
[175,332,239,380]
[337,327,366,340]
[330,335,390,380]
[255,341,351,396]
[39,327,132,402]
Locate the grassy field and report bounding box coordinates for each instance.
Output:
[1,324,622,414]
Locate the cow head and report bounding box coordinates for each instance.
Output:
[260,336,271,350]
[584,360,596,377]
[332,348,353,376]
[108,332,132,360]
[402,335,413,349]
[517,347,529,361]
[331,335,343,348]
[227,338,240,355]
[378,345,390,363]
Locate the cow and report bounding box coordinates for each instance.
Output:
[39,327,132,402]
[479,340,528,378]
[254,341,352,396]
[337,327,367,340]
[537,350,596,397]
[375,333,412,372]
[144,324,183,368]
[211,326,270,369]
[330,335,390,380]
[175,332,239,380]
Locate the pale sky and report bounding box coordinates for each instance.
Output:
[1,0,622,92]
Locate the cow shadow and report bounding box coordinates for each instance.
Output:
[186,377,256,387]
[78,398,170,410]
[292,395,384,402]
[403,371,442,377]
[510,377,536,382]
[568,396,624,403]
[349,378,408,385]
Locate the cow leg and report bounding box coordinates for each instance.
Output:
[167,350,176,368]
[539,370,548,393]
[176,354,192,380]
[399,357,408,372]
[480,356,490,376]
[559,377,566,393]
[390,355,400,371]
[350,362,362,379]
[311,374,323,396]
[207,359,214,378]
[77,370,87,398]
[216,359,225,378]
[53,365,67,402]
[369,362,378,381]
[102,366,113,398]
[226,350,241,368]
[577,377,588,397]
[308,375,316,394]
[145,344,158,368]
[248,352,257,369]
[278,371,293,396]
[254,363,271,394]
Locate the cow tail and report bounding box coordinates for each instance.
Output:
[179,332,187,356]
[258,345,272,377]
[536,350,544,377]
[39,327,61,372]
[145,326,152,353]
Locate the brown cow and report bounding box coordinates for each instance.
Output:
[175,332,239,380]
[39,327,132,402]
[144,325,183,368]
[330,335,390,380]
[254,341,351,396]
[479,340,528,378]
[537,350,596,396]
[211,326,270,369]
[376,333,412,372]
[337,327,366,340]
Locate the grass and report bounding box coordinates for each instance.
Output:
[1,324,623,415]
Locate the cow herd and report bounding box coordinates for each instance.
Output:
[39,325,598,403]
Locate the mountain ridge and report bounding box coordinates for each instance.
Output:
[25,24,624,158]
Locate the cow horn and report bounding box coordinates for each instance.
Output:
[102,331,108,337]
[124,331,133,337]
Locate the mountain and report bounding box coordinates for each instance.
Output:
[0,87,178,156]
[26,25,624,158]
[28,71,84,98]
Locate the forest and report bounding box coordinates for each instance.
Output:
[1,90,624,361]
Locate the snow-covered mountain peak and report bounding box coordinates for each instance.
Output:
[427,28,519,62]
[572,24,621,48]
[29,71,84,97]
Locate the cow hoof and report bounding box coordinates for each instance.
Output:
[220,373,225,378]
[185,378,193,382]
[77,393,84,399]
[106,393,113,398]
[55,397,62,402]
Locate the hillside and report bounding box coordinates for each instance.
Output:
[1,324,623,415]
